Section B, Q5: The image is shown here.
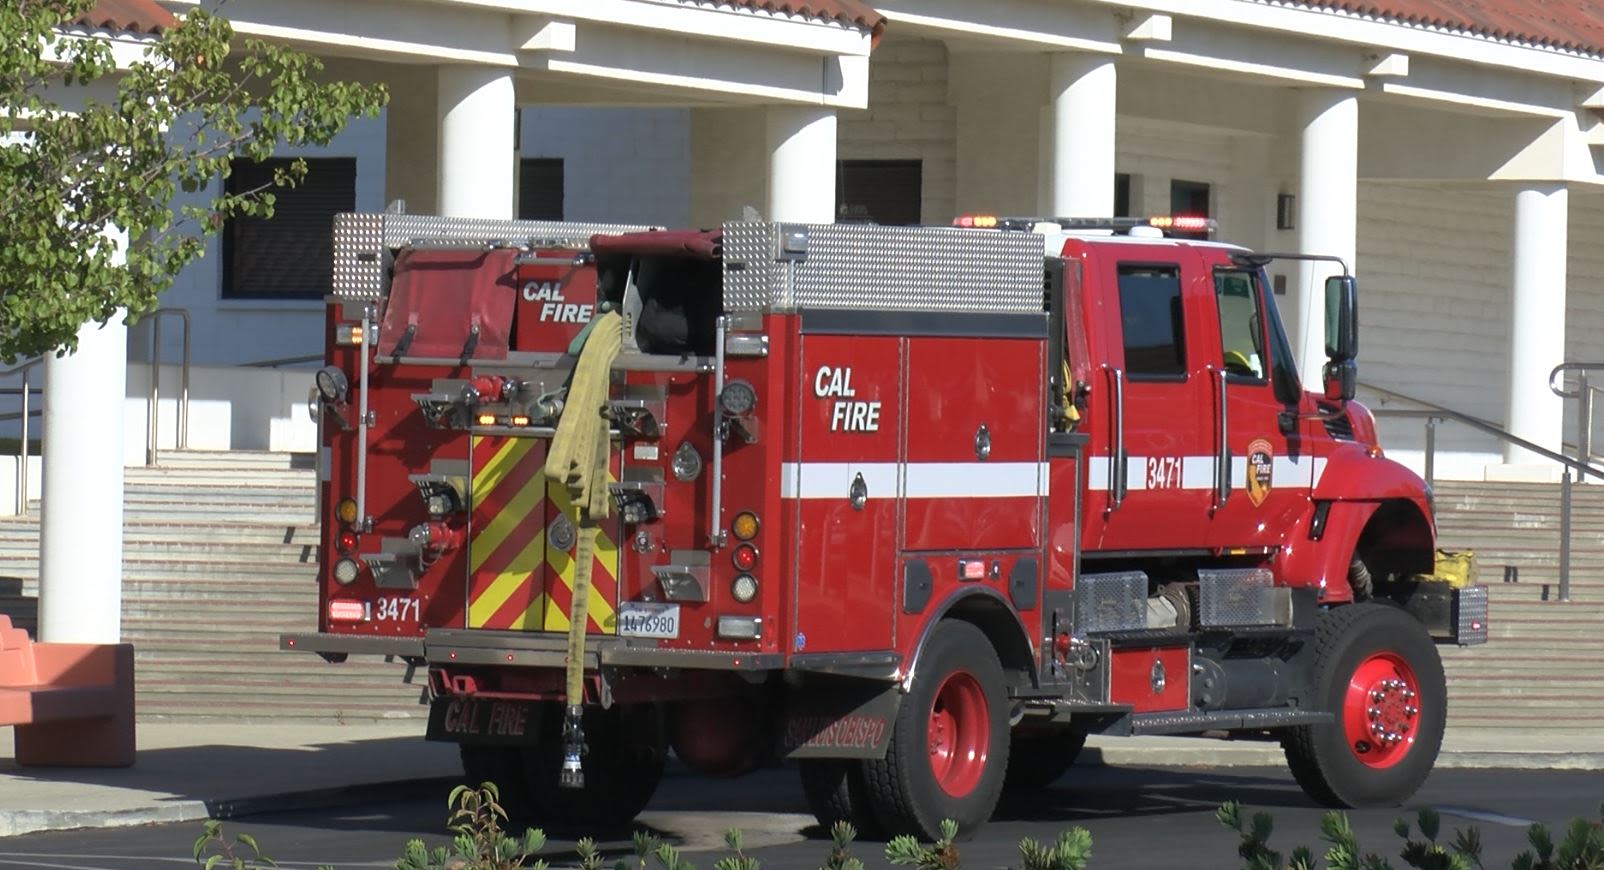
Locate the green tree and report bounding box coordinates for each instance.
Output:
[0,0,386,361]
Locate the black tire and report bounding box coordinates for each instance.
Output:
[1282,602,1446,808]
[459,743,535,825]
[523,702,668,832]
[861,620,1009,839]
[1003,727,1087,792]
[798,759,884,839]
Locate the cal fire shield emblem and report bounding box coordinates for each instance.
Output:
[1246,439,1274,506]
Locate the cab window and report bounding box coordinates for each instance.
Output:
[1117,264,1186,378]
[1214,270,1267,381]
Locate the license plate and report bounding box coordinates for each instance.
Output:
[617,602,680,639]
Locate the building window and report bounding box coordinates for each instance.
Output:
[1170,179,1211,238]
[519,158,564,221]
[1115,173,1132,218]
[837,160,922,225]
[1117,264,1186,378]
[222,158,356,301]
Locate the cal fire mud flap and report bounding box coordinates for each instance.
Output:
[779,676,900,760]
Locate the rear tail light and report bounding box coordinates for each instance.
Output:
[328,600,367,622]
[333,558,361,585]
[336,531,358,554]
[731,512,759,541]
[732,544,759,572]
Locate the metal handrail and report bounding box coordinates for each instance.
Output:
[2,357,43,516]
[1364,379,1604,603]
[145,309,192,466]
[1550,362,1604,464]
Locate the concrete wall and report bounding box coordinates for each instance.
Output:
[522,107,690,227]
[838,36,957,225]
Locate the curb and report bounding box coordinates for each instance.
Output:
[0,776,460,839]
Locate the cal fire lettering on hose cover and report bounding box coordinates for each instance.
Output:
[522,281,593,324]
[814,366,880,432]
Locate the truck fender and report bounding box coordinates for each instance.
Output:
[1277,500,1379,605]
[1314,448,1431,515]
[900,586,1038,694]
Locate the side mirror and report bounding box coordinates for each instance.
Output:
[1324,359,1357,402]
[1324,275,1358,363]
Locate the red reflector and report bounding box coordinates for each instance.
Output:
[732,544,759,572]
[328,600,366,622]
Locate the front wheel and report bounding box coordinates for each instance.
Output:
[860,620,1009,839]
[1282,602,1446,808]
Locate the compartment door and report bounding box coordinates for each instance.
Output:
[467,435,619,633]
[790,334,901,654]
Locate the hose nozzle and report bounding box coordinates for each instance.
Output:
[559,704,586,789]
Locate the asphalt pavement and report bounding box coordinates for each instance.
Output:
[2,720,1601,839]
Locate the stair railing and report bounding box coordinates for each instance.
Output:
[1362,380,1604,603]
[0,357,43,516]
[145,309,192,467]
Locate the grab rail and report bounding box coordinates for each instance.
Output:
[145,309,192,466]
[1363,379,1604,602]
[1,358,43,516]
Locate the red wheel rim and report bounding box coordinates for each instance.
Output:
[928,670,989,797]
[1342,651,1421,769]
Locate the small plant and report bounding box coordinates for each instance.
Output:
[1217,800,1316,870]
[192,819,313,870]
[577,837,606,870]
[653,843,697,870]
[820,821,866,870]
[395,781,548,870]
[885,819,961,870]
[1391,807,1481,870]
[714,828,760,870]
[1015,827,1094,870]
[616,831,667,870]
[1511,801,1604,870]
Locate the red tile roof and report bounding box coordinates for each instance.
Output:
[1298,1,1604,57]
[72,0,174,34]
[720,0,884,38]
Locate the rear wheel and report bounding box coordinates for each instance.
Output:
[1003,727,1087,792]
[798,759,883,839]
[1282,603,1445,808]
[525,702,667,832]
[861,620,1008,839]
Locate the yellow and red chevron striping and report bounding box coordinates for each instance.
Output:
[467,435,618,633]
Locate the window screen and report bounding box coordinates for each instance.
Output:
[1117,265,1186,377]
[223,158,356,301]
[519,158,564,221]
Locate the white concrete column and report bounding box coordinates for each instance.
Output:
[437,66,515,220]
[1046,54,1117,218]
[39,233,129,643]
[1295,89,1358,391]
[1504,183,1568,465]
[766,106,837,223]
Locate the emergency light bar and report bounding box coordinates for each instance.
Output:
[953,214,1217,235]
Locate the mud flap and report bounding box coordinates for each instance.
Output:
[779,676,901,760]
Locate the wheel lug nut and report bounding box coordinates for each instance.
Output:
[1369,707,1380,719]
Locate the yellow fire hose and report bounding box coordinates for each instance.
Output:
[543,310,622,788]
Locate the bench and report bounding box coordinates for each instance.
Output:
[0,615,134,767]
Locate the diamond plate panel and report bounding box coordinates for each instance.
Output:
[1077,571,1147,634]
[719,221,1043,314]
[1198,568,1277,628]
[331,212,657,300]
[331,212,384,299]
[722,222,781,312]
[1454,584,1488,645]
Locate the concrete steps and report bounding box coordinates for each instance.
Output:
[1433,479,1604,728]
[0,449,416,722]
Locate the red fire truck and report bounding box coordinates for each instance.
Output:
[285,211,1488,838]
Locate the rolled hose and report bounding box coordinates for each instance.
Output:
[542,310,623,787]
